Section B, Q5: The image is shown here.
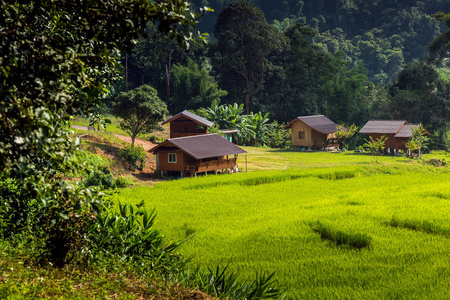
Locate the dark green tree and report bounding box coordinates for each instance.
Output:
[170,58,227,112]
[113,85,168,148]
[388,62,450,147]
[429,12,450,63]
[264,24,337,122]
[124,23,208,106]
[323,61,369,125]
[212,0,287,114]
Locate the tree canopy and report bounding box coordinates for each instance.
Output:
[212,0,287,114]
[113,85,168,148]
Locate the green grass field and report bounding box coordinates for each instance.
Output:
[115,150,450,299]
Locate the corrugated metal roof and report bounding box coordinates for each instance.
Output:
[150,134,246,159]
[284,115,338,134]
[359,120,407,134]
[394,124,421,138]
[161,110,213,127]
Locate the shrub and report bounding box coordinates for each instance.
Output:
[119,145,146,171]
[87,201,187,276]
[0,158,105,268]
[84,166,116,189]
[178,265,285,299]
[424,158,447,167]
[115,176,131,188]
[148,134,158,143]
[266,121,291,149]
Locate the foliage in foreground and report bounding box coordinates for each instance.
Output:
[0,199,285,299]
[179,266,284,300]
[0,243,211,300]
[0,0,204,268]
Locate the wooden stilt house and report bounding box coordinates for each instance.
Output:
[149,134,247,177]
[359,120,430,151]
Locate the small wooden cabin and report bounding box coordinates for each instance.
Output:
[162,110,213,138]
[149,134,246,177]
[359,120,429,151]
[284,115,339,150]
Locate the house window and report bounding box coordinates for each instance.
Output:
[298,131,305,139]
[168,153,177,163]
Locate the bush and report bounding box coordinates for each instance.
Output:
[178,265,285,299]
[87,201,187,276]
[119,145,146,171]
[84,166,116,189]
[266,121,291,149]
[148,134,158,143]
[115,176,130,188]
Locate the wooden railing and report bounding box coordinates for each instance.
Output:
[185,158,237,174]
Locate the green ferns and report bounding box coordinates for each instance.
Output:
[178,266,284,300]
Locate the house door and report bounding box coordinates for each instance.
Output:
[156,153,159,170]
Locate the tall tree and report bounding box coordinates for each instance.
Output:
[113,85,168,148]
[123,23,208,105]
[265,24,338,122]
[171,58,227,113]
[213,0,286,114]
[388,62,450,147]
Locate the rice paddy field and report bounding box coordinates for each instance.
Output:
[115,150,450,299]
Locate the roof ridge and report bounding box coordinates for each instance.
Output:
[298,115,324,118]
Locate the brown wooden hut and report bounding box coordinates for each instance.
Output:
[149,134,246,177]
[162,110,213,138]
[284,115,339,150]
[359,120,429,151]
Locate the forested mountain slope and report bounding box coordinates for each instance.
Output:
[120,0,449,147]
[193,0,448,84]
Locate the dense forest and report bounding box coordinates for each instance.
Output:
[118,0,449,147]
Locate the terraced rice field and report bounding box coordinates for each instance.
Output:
[115,150,450,299]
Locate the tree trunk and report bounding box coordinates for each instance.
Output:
[165,49,173,107]
[131,136,135,149]
[245,93,251,115]
[243,60,265,115]
[125,53,128,92]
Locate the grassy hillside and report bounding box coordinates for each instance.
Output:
[115,149,450,299]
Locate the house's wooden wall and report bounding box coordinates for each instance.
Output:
[169,119,208,138]
[291,120,311,147]
[291,120,328,148]
[369,133,406,150]
[157,151,186,171]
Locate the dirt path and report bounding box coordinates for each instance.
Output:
[112,134,156,151]
[72,125,157,151]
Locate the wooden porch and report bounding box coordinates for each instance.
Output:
[184,157,238,177]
